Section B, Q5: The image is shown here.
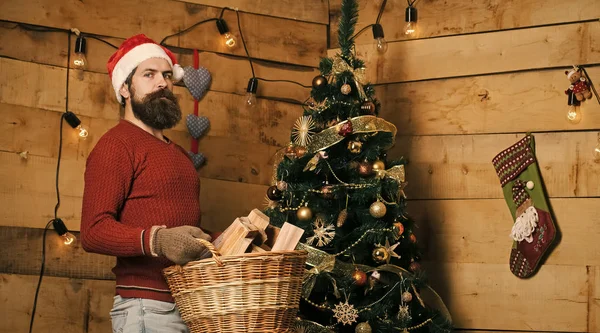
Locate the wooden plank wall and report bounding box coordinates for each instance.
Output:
[0,0,327,331]
[327,0,600,332]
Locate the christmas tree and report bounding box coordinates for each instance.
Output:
[264,0,453,332]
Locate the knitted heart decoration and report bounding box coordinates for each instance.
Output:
[187,151,206,169]
[183,66,211,100]
[186,114,210,139]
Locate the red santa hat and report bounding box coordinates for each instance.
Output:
[107,34,184,103]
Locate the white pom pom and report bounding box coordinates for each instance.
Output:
[526,181,534,190]
[172,64,184,82]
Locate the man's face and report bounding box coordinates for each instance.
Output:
[123,58,181,130]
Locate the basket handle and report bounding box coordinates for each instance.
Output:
[197,238,223,266]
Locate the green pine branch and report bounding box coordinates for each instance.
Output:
[338,0,359,57]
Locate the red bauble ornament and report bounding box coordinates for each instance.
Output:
[409,261,421,272]
[410,234,417,243]
[338,121,353,137]
[352,269,368,286]
[358,161,373,176]
[393,222,404,237]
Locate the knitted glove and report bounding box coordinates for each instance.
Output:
[152,226,212,265]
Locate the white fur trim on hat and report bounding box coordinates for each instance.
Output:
[111,43,180,103]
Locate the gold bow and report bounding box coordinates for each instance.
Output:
[306,115,397,154]
[332,55,367,99]
[383,165,408,199]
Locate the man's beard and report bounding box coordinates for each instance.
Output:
[130,87,182,130]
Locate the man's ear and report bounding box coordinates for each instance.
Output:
[119,83,130,100]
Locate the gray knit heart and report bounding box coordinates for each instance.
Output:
[187,151,206,169]
[183,66,211,100]
[186,114,210,139]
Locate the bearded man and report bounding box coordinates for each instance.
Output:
[80,34,210,333]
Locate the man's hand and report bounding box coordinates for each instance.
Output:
[153,226,212,265]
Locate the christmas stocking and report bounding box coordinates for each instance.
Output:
[492,134,558,278]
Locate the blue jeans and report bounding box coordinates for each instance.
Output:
[110,295,189,333]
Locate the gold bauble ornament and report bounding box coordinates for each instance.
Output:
[372,160,385,172]
[355,322,372,333]
[297,206,313,221]
[312,75,328,89]
[284,144,297,159]
[372,246,389,263]
[276,180,288,191]
[341,83,352,95]
[401,291,413,303]
[348,140,363,154]
[337,208,348,227]
[369,200,387,218]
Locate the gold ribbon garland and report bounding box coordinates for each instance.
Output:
[296,243,453,323]
[307,115,397,154]
[332,55,367,99]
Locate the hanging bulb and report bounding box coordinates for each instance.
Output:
[404,5,418,37]
[52,218,76,246]
[64,111,89,139]
[76,125,89,138]
[566,105,582,124]
[593,138,600,161]
[245,78,258,108]
[73,36,87,69]
[372,24,388,54]
[62,232,76,245]
[216,19,237,48]
[566,91,582,124]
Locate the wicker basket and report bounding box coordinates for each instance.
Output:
[163,238,308,333]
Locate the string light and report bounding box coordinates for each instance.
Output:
[216,19,237,48]
[64,111,89,138]
[566,90,582,124]
[245,77,258,108]
[73,35,87,70]
[372,24,388,54]
[404,2,418,37]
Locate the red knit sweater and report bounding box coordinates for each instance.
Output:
[81,120,200,302]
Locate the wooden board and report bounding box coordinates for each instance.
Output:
[328,21,600,84]
[376,67,600,136]
[0,150,269,231]
[175,0,329,24]
[329,0,600,47]
[409,198,600,266]
[0,0,326,67]
[424,262,590,331]
[391,131,600,200]
[0,273,113,333]
[0,226,115,280]
[0,24,317,101]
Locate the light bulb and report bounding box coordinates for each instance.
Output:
[62,232,76,245]
[73,36,87,70]
[223,32,237,48]
[566,105,582,124]
[404,6,418,37]
[76,125,88,138]
[404,21,417,36]
[216,19,237,49]
[593,140,600,161]
[245,78,258,109]
[375,38,388,53]
[372,24,388,54]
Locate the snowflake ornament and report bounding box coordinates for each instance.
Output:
[333,300,359,325]
[292,116,316,147]
[306,216,336,247]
